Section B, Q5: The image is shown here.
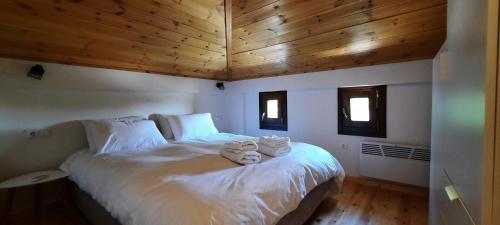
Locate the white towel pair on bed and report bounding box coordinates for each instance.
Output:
[223,140,258,152]
[258,136,290,148]
[221,150,262,165]
[258,145,291,157]
[222,140,261,165]
[258,136,292,157]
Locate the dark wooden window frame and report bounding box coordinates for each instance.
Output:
[338,85,386,138]
[259,91,288,131]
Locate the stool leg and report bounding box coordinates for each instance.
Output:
[34,184,41,219]
[63,179,76,212]
[1,188,15,225]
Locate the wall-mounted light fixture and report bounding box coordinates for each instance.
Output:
[27,65,45,80]
[216,82,225,90]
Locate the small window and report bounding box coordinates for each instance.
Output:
[338,85,386,137]
[259,91,287,131]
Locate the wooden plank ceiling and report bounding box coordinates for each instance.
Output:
[0,0,228,80]
[0,0,446,80]
[230,0,447,80]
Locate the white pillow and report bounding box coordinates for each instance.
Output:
[167,113,219,141]
[81,121,97,152]
[82,120,167,154]
[149,114,174,139]
[82,116,146,152]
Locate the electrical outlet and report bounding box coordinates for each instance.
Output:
[341,143,349,150]
[24,129,51,139]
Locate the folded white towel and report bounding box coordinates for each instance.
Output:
[258,136,290,148]
[223,148,249,154]
[221,149,262,165]
[258,144,291,157]
[224,140,258,151]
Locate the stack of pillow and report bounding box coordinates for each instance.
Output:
[80,113,292,163]
[81,113,219,154]
[81,116,167,155]
[221,140,261,165]
[150,113,219,141]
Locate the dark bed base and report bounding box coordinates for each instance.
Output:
[71,179,338,225]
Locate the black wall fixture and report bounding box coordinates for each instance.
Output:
[216,82,225,90]
[27,65,45,80]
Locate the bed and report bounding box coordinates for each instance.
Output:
[61,133,345,225]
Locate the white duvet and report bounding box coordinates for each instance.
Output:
[60,133,345,225]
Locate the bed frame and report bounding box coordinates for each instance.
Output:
[71,178,338,225]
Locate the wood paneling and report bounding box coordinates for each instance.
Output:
[231,0,447,80]
[225,0,233,80]
[0,0,228,80]
[0,0,446,80]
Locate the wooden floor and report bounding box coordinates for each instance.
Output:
[7,179,428,225]
[305,180,428,225]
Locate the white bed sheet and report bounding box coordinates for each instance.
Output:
[61,133,345,225]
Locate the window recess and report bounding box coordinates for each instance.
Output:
[338,85,386,137]
[259,91,287,131]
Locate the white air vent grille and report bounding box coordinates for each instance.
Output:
[360,141,431,187]
[382,145,412,159]
[361,142,431,161]
[361,143,382,156]
[411,148,431,161]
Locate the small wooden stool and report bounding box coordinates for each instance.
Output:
[0,170,68,225]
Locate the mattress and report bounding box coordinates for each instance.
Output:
[60,133,345,225]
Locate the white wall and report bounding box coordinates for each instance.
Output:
[224,60,433,177]
[0,57,433,213]
[194,93,226,129]
[0,57,433,181]
[0,57,224,181]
